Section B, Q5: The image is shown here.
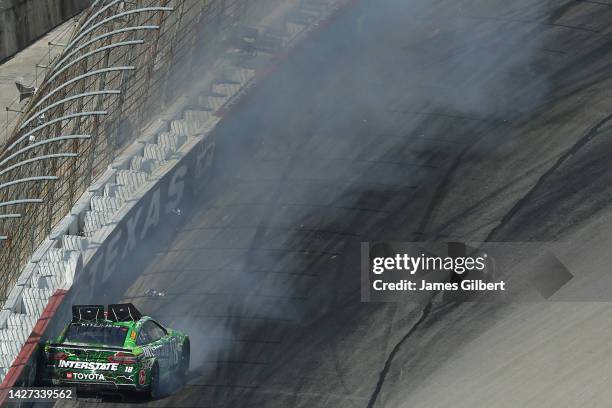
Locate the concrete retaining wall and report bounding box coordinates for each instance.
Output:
[0,0,91,62]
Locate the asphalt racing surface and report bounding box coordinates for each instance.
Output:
[59,0,612,406]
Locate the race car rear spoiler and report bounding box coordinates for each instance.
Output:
[47,343,132,353]
[71,305,104,322]
[107,303,141,322]
[71,303,142,322]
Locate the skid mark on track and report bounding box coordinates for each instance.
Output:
[485,111,612,241]
[365,303,433,408]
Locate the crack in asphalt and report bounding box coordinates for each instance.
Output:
[484,110,612,242]
[365,302,432,408]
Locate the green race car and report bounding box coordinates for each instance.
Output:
[41,304,189,398]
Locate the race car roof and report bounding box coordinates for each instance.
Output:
[72,303,143,323]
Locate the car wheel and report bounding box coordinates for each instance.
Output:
[149,363,161,399]
[179,340,190,380]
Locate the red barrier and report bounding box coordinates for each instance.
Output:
[0,289,68,406]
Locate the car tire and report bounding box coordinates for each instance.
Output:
[179,340,190,380]
[149,363,161,400]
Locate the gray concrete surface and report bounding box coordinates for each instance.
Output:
[0,19,75,146]
[0,0,89,62]
[55,0,612,406]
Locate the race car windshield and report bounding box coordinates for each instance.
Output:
[64,324,128,347]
